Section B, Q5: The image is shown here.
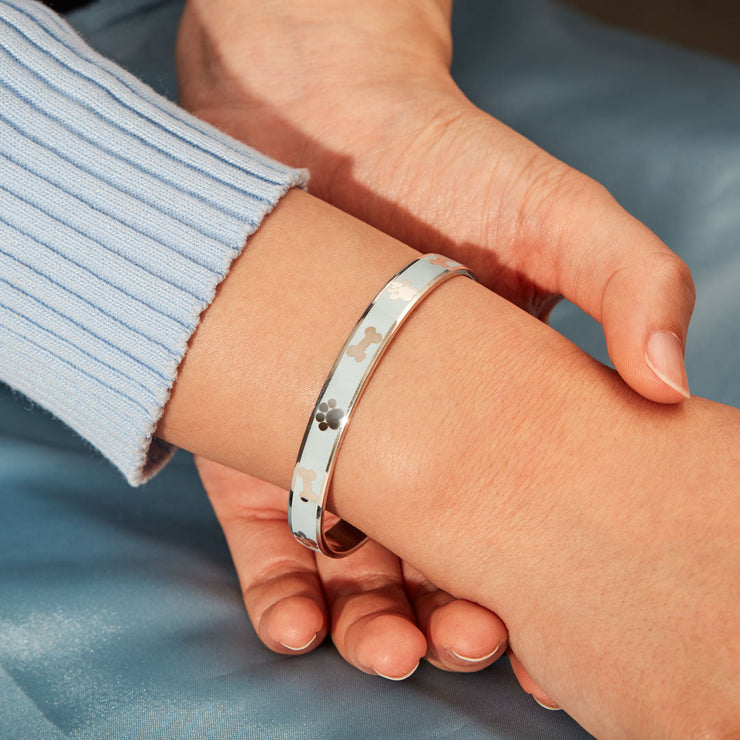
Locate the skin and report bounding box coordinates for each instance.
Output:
[176,0,695,401]
[195,457,508,679]
[175,0,697,701]
[158,190,739,739]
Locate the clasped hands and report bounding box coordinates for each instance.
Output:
[176,0,701,722]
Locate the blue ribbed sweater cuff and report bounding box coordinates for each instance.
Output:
[0,0,307,484]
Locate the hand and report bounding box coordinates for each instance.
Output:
[195,456,513,682]
[178,0,684,705]
[177,0,695,403]
[178,0,530,696]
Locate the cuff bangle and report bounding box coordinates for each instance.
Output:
[288,253,475,558]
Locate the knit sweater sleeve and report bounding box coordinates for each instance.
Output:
[0,0,307,484]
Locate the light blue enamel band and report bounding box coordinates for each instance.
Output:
[288,254,476,557]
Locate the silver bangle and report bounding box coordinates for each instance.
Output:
[288,254,475,557]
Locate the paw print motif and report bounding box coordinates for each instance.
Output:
[316,398,345,431]
[388,279,418,301]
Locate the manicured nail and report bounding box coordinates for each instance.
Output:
[645,331,690,399]
[373,662,419,681]
[447,639,506,664]
[533,696,561,711]
[280,633,318,652]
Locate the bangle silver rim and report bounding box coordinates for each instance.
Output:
[288,254,475,557]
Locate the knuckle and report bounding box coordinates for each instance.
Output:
[671,256,696,304]
[242,559,316,599]
[341,571,401,597]
[649,251,697,307]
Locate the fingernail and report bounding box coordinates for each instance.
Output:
[447,639,506,664]
[373,662,419,681]
[280,633,318,652]
[533,696,561,711]
[645,331,690,399]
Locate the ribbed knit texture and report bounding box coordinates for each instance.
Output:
[0,0,307,484]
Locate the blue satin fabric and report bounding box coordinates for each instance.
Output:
[1,1,738,737]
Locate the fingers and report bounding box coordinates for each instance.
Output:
[511,149,695,403]
[195,457,328,653]
[200,457,427,678]
[508,651,561,711]
[315,540,428,680]
[402,563,508,672]
[198,458,507,680]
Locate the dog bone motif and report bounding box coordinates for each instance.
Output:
[294,466,318,503]
[346,326,383,362]
[428,255,454,268]
[387,279,418,302]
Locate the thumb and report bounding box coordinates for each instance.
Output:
[540,172,695,403]
[599,243,695,403]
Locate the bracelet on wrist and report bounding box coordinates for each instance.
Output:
[288,253,475,557]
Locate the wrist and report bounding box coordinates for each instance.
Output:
[157,190,419,483]
[156,189,571,596]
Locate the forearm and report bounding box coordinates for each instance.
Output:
[158,187,738,601]
[158,189,556,561]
